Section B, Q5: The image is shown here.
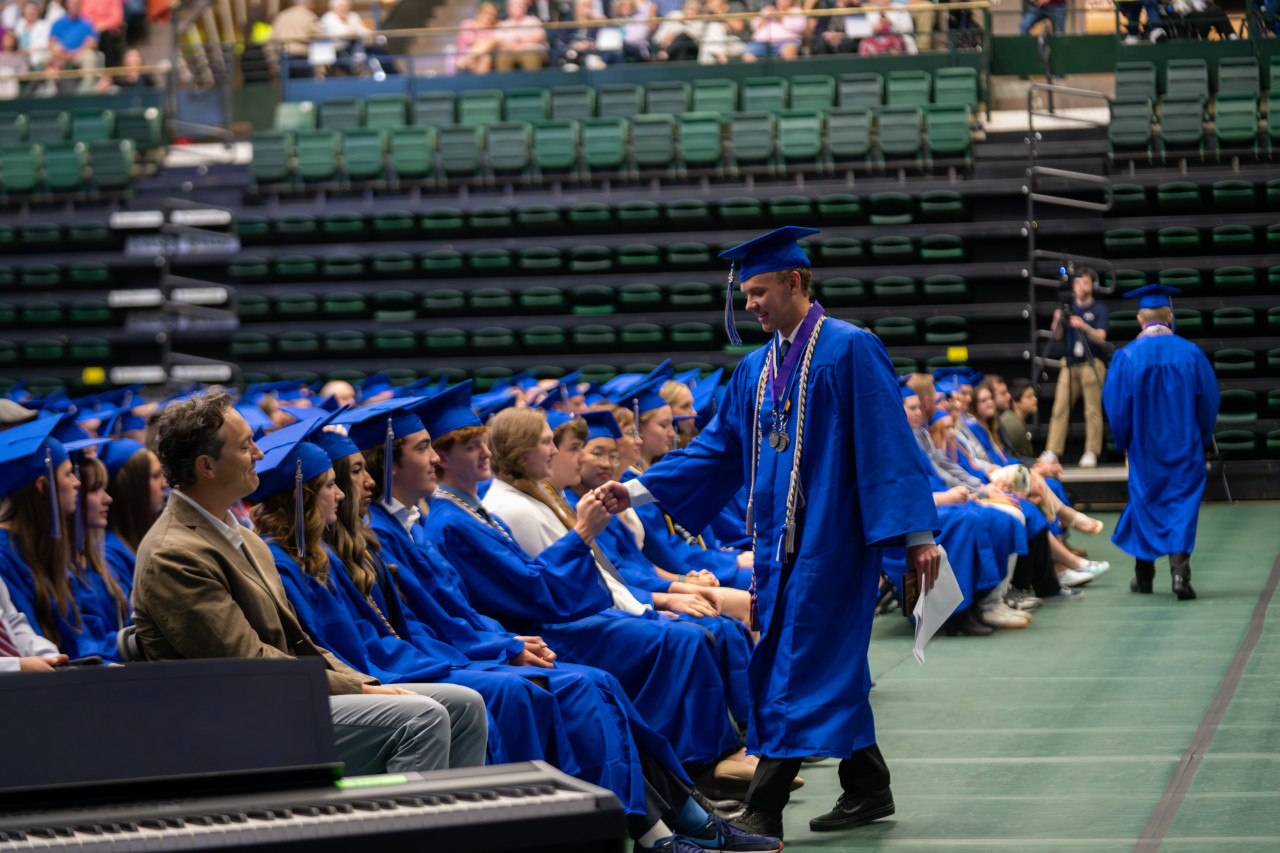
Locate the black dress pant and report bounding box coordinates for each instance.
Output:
[629,747,695,838]
[1013,528,1061,598]
[746,743,891,814]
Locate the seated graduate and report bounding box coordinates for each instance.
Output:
[0,416,125,661]
[99,438,166,598]
[418,386,751,778]
[608,371,753,591]
[570,409,755,630]
[70,452,134,641]
[280,415,779,853]
[133,388,489,776]
[1,570,68,672]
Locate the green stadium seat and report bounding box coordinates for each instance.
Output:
[816,237,862,264]
[870,235,915,263]
[1172,308,1202,335]
[0,114,27,147]
[68,262,111,285]
[321,253,364,277]
[1166,59,1209,101]
[578,364,618,384]
[519,286,568,311]
[815,193,862,224]
[1114,61,1156,103]
[388,127,435,181]
[366,94,408,131]
[933,67,979,114]
[1211,225,1255,253]
[28,110,69,144]
[88,140,134,191]
[790,74,835,111]
[818,278,865,306]
[229,332,272,356]
[838,73,882,110]
[373,290,416,321]
[237,214,270,242]
[1268,179,1280,209]
[24,338,65,362]
[320,97,364,130]
[1157,226,1202,255]
[877,106,923,168]
[571,284,617,315]
[1159,96,1206,160]
[872,317,918,344]
[1211,307,1255,334]
[1217,56,1259,97]
[1268,224,1280,251]
[423,289,466,314]
[460,90,504,126]
[886,70,931,108]
[518,246,564,272]
[620,322,664,348]
[249,131,293,186]
[1108,97,1153,162]
[275,101,316,132]
[70,300,111,324]
[692,78,738,118]
[670,321,717,347]
[0,144,42,194]
[582,118,628,175]
[922,274,969,302]
[1213,92,1259,154]
[68,336,111,361]
[572,324,618,349]
[827,107,873,166]
[371,210,415,238]
[116,107,163,151]
[505,88,550,123]
[619,283,664,311]
[617,200,662,225]
[470,288,515,312]
[522,325,567,349]
[70,109,114,143]
[729,112,776,175]
[414,92,456,127]
[0,339,15,364]
[1161,268,1202,294]
[1110,183,1147,216]
[374,330,416,354]
[22,300,63,324]
[1155,181,1199,214]
[776,110,823,171]
[437,125,484,181]
[322,330,366,353]
[646,81,691,116]
[918,189,966,221]
[1211,348,1257,375]
[323,291,368,316]
[550,85,595,121]
[469,247,513,271]
[868,191,913,226]
[741,77,788,113]
[533,119,580,176]
[421,249,464,271]
[571,245,614,273]
[614,242,661,271]
[44,143,87,193]
[1269,306,1280,332]
[1216,390,1257,424]
[277,292,318,315]
[343,129,388,181]
[20,222,60,246]
[469,205,513,230]
[678,112,724,175]
[321,211,366,236]
[295,130,340,182]
[632,114,676,176]
[516,203,562,230]
[925,105,971,166]
[279,331,320,353]
[1103,228,1148,257]
[229,256,270,281]
[924,315,968,344]
[669,281,714,308]
[919,234,964,261]
[872,276,916,302]
[667,242,712,267]
[487,122,533,176]
[275,213,317,237]
[764,195,811,223]
[566,202,612,227]
[889,357,919,375]
[666,198,713,227]
[599,83,644,120]
[719,196,765,226]
[1115,311,1146,338]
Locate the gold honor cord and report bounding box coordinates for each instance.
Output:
[435,491,517,544]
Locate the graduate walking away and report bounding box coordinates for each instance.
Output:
[1102,285,1219,600]
[600,227,943,839]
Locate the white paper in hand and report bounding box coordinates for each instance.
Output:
[911,545,962,664]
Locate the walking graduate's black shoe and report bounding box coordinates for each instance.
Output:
[809,789,896,832]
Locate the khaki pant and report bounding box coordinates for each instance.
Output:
[495,48,548,72]
[912,1,939,50]
[1046,359,1106,457]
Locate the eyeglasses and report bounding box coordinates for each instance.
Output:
[587,449,622,465]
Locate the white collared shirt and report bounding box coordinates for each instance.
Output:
[0,577,60,671]
[171,489,245,551]
[382,498,421,535]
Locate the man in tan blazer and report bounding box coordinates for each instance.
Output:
[133,388,487,774]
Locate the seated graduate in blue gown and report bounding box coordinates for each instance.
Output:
[71,454,134,640]
[408,386,746,777]
[0,416,124,661]
[99,438,168,599]
[316,401,781,853]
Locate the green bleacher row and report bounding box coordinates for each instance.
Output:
[0,107,163,150]
[1110,179,1280,215]
[251,104,971,189]
[1102,224,1280,257]
[273,70,981,133]
[1110,57,1280,160]
[0,221,120,251]
[1108,266,1280,298]
[0,140,138,197]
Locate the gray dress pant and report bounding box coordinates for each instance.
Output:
[329,682,488,774]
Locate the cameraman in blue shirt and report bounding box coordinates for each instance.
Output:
[1046,266,1110,468]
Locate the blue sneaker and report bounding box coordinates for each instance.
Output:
[680,813,783,853]
[635,835,709,853]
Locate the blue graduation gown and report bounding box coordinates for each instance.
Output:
[420,497,741,767]
[709,487,753,551]
[636,317,940,759]
[0,530,122,661]
[102,530,136,600]
[1102,331,1219,560]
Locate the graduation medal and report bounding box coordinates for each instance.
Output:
[768,424,789,451]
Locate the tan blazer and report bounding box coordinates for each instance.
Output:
[131,495,376,695]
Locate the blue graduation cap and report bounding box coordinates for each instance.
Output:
[334,398,428,505]
[1124,283,1180,310]
[929,408,949,426]
[261,407,359,465]
[581,410,621,442]
[279,405,327,424]
[99,438,147,480]
[414,381,480,442]
[357,372,394,401]
[472,389,518,423]
[688,368,723,421]
[118,412,147,433]
[582,384,609,408]
[234,404,274,439]
[934,380,961,397]
[0,416,70,539]
[718,226,820,345]
[606,374,670,434]
[534,371,584,414]
[391,377,434,399]
[899,383,919,399]
[600,373,644,397]
[545,410,576,430]
[674,368,701,387]
[250,435,333,559]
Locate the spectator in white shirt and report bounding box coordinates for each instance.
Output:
[14,0,52,69]
[494,0,549,71]
[747,0,805,59]
[700,0,753,62]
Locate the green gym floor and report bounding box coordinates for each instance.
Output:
[779,502,1280,853]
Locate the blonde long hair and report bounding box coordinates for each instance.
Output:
[252,471,333,584]
[488,408,577,532]
[72,456,129,626]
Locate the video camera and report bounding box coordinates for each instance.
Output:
[1057,263,1076,319]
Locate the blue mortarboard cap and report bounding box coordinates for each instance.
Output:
[415,381,480,441]
[119,412,147,433]
[689,368,723,420]
[607,374,670,418]
[534,371,584,413]
[674,369,701,387]
[695,384,726,433]
[899,383,919,399]
[48,412,92,446]
[471,389,518,422]
[279,405,326,423]
[546,410,575,430]
[250,437,333,559]
[391,378,434,399]
[99,438,147,480]
[718,226,820,346]
[583,384,609,408]
[581,410,622,442]
[261,408,358,464]
[1124,283,1180,310]
[934,380,961,397]
[600,373,643,396]
[334,398,426,452]
[234,405,274,439]
[0,416,70,539]
[358,372,394,400]
[929,408,949,426]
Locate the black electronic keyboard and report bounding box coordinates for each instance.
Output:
[0,762,626,853]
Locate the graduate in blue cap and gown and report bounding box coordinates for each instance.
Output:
[1102,284,1218,600]
[0,417,121,661]
[417,387,747,774]
[597,226,943,840]
[99,438,167,598]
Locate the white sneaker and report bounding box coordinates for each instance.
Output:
[996,602,1032,623]
[1079,452,1097,468]
[1059,568,1095,587]
[1149,27,1167,43]
[1124,34,1140,44]
[1078,560,1110,576]
[980,606,1030,629]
